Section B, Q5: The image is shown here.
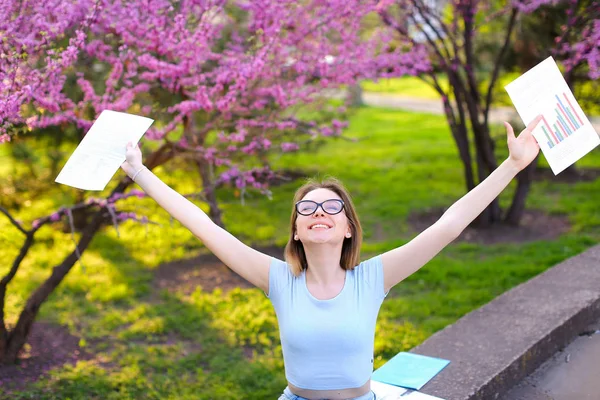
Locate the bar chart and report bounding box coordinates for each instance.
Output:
[506,56,600,174]
[540,92,586,149]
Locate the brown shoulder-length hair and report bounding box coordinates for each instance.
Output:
[284,176,363,277]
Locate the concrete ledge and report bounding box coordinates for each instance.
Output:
[409,244,600,400]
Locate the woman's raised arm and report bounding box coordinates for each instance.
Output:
[121,143,271,293]
[380,116,543,292]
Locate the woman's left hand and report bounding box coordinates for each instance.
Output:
[505,114,543,171]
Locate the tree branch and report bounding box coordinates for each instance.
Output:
[0,207,29,236]
[406,13,450,71]
[0,233,34,348]
[484,7,519,125]
[412,0,454,61]
[462,3,482,113]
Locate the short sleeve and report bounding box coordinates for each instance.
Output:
[265,257,293,300]
[357,255,389,300]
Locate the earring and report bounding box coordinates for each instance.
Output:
[294,235,299,241]
[345,232,351,238]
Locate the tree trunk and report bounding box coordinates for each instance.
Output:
[440,86,476,191]
[505,154,539,225]
[0,144,174,365]
[196,159,225,228]
[471,121,503,227]
[1,210,106,364]
[446,81,502,228]
[0,232,35,361]
[182,114,225,228]
[346,83,363,107]
[563,164,578,175]
[0,286,7,357]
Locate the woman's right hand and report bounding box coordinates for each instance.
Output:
[121,142,144,178]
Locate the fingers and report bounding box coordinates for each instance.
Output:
[504,121,515,141]
[509,115,542,142]
[125,142,141,151]
[525,114,543,133]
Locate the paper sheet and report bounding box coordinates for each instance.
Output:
[402,391,446,400]
[505,56,600,175]
[55,110,154,191]
[371,381,446,400]
[371,380,408,399]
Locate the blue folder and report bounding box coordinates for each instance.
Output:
[371,352,450,390]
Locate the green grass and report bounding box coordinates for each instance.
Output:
[360,73,519,107]
[361,74,600,116]
[361,75,450,99]
[1,107,599,399]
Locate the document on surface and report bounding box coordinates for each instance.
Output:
[55,110,154,191]
[505,56,600,175]
[370,380,409,398]
[370,380,446,400]
[403,391,446,400]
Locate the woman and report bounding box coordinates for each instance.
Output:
[121,116,542,400]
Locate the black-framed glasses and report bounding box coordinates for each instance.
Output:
[295,199,345,216]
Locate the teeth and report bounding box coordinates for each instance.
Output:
[311,224,329,229]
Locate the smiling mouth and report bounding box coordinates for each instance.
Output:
[310,224,331,230]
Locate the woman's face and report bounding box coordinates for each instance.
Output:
[294,188,351,245]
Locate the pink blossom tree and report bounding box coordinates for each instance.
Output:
[0,0,407,364]
[23,0,416,226]
[376,0,599,226]
[550,0,599,80]
[0,0,98,143]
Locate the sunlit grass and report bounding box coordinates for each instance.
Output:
[361,73,600,116]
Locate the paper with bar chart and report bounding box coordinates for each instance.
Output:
[505,57,599,175]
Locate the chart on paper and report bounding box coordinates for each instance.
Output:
[505,57,599,175]
[541,92,585,149]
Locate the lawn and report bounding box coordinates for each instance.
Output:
[1,107,599,399]
[361,74,600,116]
[361,75,451,100]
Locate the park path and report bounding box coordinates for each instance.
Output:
[361,92,600,132]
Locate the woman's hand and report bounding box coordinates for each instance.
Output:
[121,142,144,178]
[505,114,543,171]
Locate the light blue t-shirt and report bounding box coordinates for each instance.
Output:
[266,255,388,390]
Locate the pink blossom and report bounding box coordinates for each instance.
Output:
[281,142,299,152]
[108,193,124,203]
[129,189,145,198]
[331,119,348,130]
[320,126,335,137]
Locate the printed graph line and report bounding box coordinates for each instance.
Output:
[542,92,586,149]
[556,95,577,130]
[563,93,584,126]
[555,111,571,135]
